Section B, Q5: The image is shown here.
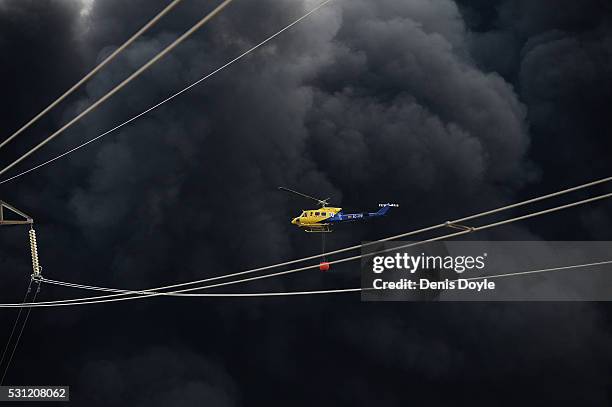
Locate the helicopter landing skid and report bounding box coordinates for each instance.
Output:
[305,226,333,233]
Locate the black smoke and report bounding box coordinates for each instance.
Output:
[1,0,611,405]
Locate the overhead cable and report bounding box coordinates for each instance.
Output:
[0,282,39,385]
[6,176,609,304]
[1,189,610,308]
[41,281,363,297]
[0,0,337,185]
[0,0,235,178]
[41,260,612,297]
[0,280,32,375]
[0,0,185,150]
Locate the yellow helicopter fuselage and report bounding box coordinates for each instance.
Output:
[291,207,342,230]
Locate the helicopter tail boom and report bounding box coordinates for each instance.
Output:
[369,203,399,217]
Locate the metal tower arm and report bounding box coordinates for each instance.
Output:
[0,200,33,226]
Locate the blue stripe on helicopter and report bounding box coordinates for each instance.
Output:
[324,206,390,223]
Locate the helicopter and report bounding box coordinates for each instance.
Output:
[279,187,397,271]
[279,187,398,233]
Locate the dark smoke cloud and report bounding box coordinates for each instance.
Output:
[1,0,612,405]
[458,0,612,239]
[75,347,236,406]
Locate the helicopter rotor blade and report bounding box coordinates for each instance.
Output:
[278,187,330,206]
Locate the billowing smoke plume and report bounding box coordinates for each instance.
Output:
[0,0,611,404]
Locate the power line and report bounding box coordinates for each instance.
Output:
[461,260,612,283]
[3,176,607,306]
[0,0,185,150]
[41,260,612,297]
[0,282,39,385]
[2,189,611,308]
[41,280,363,297]
[0,0,235,178]
[0,280,32,376]
[0,0,338,185]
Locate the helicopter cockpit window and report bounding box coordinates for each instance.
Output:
[301,212,306,217]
